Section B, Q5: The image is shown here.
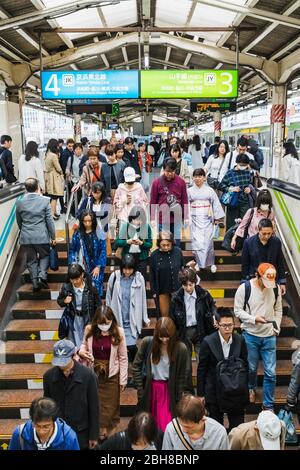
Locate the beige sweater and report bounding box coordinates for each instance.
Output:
[234,279,282,337]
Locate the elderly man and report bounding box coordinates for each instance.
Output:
[16,177,56,292]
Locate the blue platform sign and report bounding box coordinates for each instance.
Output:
[41,70,139,99]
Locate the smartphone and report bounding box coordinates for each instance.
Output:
[266,320,277,329]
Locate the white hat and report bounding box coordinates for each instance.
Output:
[124,167,137,182]
[256,410,282,450]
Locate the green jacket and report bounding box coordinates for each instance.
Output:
[114,222,152,261]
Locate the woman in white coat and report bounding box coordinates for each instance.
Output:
[18,141,45,192]
[282,141,300,186]
[188,135,203,170]
[106,253,150,362]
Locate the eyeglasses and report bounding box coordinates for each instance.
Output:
[219,323,234,329]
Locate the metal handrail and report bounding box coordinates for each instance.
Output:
[267,178,300,201]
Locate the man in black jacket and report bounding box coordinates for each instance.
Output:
[43,339,99,450]
[0,134,16,183]
[197,308,248,431]
[170,268,217,392]
[123,137,141,177]
[241,218,286,295]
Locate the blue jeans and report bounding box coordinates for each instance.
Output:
[243,331,276,408]
[158,222,182,248]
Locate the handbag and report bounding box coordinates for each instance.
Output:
[221,222,240,252]
[220,191,239,208]
[277,409,297,444]
[234,208,255,251]
[58,307,73,339]
[49,246,59,271]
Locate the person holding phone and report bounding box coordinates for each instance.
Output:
[234,263,282,412]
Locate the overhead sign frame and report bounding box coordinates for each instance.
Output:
[140,70,238,99]
[41,70,140,100]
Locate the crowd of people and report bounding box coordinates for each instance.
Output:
[2,131,300,451]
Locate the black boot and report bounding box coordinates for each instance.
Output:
[39,278,49,289]
[32,279,41,292]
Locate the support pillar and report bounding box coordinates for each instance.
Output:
[213,110,222,137]
[74,113,81,143]
[269,84,287,179]
[143,112,153,136]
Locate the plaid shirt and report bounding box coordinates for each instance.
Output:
[219,168,252,203]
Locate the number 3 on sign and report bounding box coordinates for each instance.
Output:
[44,74,60,97]
[219,72,233,95]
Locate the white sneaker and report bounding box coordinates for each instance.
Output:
[210,264,217,273]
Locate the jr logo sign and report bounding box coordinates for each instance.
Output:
[204,73,216,85]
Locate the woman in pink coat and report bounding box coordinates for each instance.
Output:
[114,166,148,223]
[78,305,128,441]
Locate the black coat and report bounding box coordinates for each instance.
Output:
[241,233,286,284]
[101,161,125,193]
[57,280,100,320]
[100,429,164,450]
[43,361,99,448]
[123,149,141,176]
[150,247,184,295]
[197,331,248,406]
[170,286,217,344]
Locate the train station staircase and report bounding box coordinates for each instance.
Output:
[0,237,299,450]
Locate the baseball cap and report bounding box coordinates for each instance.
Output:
[256,410,282,450]
[124,167,137,182]
[257,263,276,288]
[52,339,76,367]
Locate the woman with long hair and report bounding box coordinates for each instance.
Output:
[44,138,64,219]
[188,135,203,169]
[132,317,189,432]
[282,141,300,185]
[69,210,107,297]
[204,140,229,190]
[161,144,190,184]
[18,141,45,192]
[79,305,128,441]
[77,181,110,241]
[106,253,149,363]
[231,188,275,251]
[57,263,100,348]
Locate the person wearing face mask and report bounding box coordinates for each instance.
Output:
[78,305,128,442]
[100,411,163,450]
[219,153,253,231]
[132,317,189,432]
[231,189,275,251]
[106,254,149,363]
[114,207,152,279]
[57,263,100,348]
[114,167,148,224]
[234,263,283,411]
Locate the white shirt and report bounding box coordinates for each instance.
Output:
[73,286,84,311]
[184,289,197,327]
[218,331,233,359]
[18,154,45,191]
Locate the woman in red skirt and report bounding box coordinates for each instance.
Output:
[132,317,189,431]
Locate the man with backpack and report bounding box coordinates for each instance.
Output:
[197,308,248,431]
[234,262,282,411]
[0,134,16,184]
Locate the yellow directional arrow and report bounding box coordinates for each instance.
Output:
[29,334,37,340]
[1,442,9,450]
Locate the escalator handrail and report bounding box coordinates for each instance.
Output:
[267,178,300,201]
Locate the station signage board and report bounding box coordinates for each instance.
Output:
[152,126,169,132]
[141,70,238,99]
[41,70,139,99]
[190,99,237,113]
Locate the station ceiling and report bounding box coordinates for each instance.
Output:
[0,0,300,125]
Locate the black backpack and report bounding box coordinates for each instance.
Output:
[206,334,249,412]
[243,280,279,311]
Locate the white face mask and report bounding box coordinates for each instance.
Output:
[238,165,247,171]
[97,322,112,332]
[260,204,269,211]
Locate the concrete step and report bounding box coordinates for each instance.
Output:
[17,280,242,301]
[23,263,243,283]
[2,336,298,364]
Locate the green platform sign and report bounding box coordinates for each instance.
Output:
[140,70,238,99]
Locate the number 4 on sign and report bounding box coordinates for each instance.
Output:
[44,74,60,97]
[30,334,37,340]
